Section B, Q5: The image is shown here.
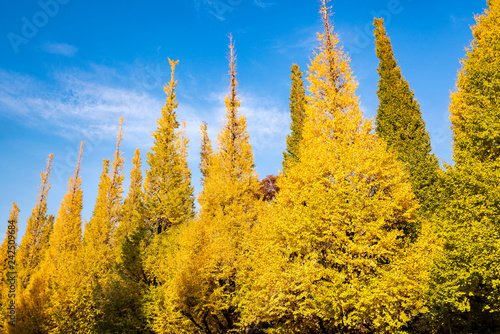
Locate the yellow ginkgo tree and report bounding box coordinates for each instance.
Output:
[147,36,261,334]
[15,154,54,333]
[239,1,426,333]
[39,142,84,333]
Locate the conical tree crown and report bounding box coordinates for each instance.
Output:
[49,142,84,256]
[199,36,259,215]
[31,143,84,334]
[199,121,213,186]
[304,2,363,143]
[429,1,500,331]
[17,154,53,290]
[84,119,124,248]
[144,59,195,232]
[71,120,126,333]
[283,64,307,171]
[373,18,440,212]
[450,0,500,164]
[219,41,255,181]
[116,148,144,241]
[147,37,262,334]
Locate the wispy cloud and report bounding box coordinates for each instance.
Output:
[270,26,319,54]
[0,67,163,148]
[43,42,79,57]
[0,64,287,165]
[193,0,270,21]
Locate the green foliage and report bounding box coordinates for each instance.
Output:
[97,225,153,334]
[429,1,500,331]
[283,64,307,171]
[373,17,441,214]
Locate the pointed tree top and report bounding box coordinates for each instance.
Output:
[319,0,335,51]
[71,141,84,193]
[168,58,179,84]
[9,202,20,223]
[199,121,213,185]
[36,153,54,209]
[114,118,124,162]
[224,34,241,125]
[162,59,180,120]
[42,153,54,186]
[228,34,238,99]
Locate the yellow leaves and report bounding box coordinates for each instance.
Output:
[146,36,262,334]
[199,121,213,189]
[144,58,195,231]
[9,2,492,332]
[235,2,421,332]
[17,153,54,292]
[163,58,180,114]
[50,142,84,257]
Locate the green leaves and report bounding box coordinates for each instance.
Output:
[283,64,307,172]
[429,1,500,331]
[373,17,441,214]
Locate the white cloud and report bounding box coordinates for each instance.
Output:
[43,43,79,57]
[0,67,163,148]
[0,65,288,166]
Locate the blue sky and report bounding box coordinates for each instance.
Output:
[0,0,486,238]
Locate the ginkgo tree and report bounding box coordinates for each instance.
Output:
[38,142,84,333]
[373,17,441,215]
[143,59,195,234]
[2,1,500,333]
[141,58,197,332]
[239,1,426,333]
[429,0,500,331]
[283,63,307,172]
[14,154,54,334]
[146,36,261,334]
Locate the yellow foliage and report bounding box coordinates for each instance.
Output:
[238,1,423,332]
[147,36,261,334]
